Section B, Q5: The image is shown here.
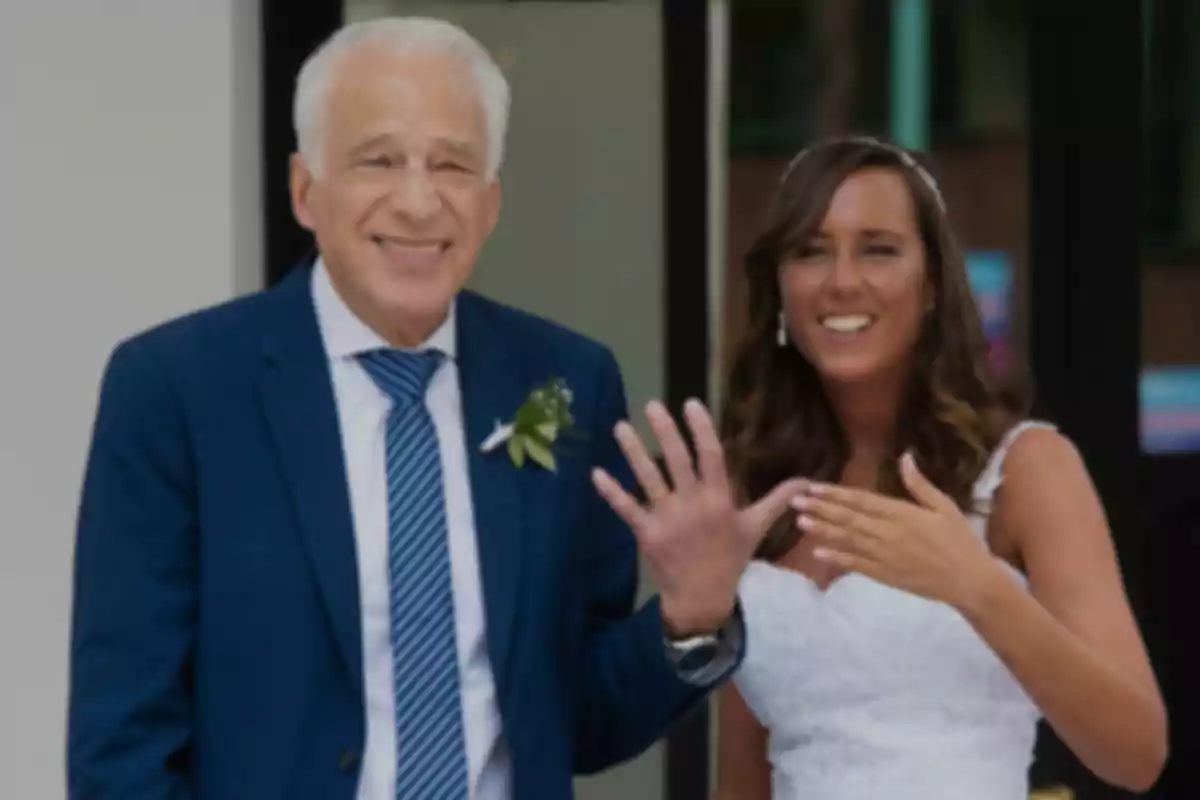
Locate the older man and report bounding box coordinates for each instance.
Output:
[67,17,802,800]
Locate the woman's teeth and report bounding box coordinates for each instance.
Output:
[820,314,874,334]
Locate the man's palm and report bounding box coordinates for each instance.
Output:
[591,398,805,633]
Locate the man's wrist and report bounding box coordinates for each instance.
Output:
[661,600,745,687]
[660,598,736,640]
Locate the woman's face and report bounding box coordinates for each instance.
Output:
[779,167,933,388]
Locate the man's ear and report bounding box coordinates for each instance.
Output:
[290,152,317,232]
[483,179,502,238]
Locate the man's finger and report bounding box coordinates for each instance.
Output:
[744,477,809,539]
[592,467,649,531]
[683,399,729,494]
[613,421,670,504]
[645,400,697,493]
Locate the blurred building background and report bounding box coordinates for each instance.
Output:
[3,1,1198,798]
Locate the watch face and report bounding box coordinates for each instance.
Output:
[677,642,720,672]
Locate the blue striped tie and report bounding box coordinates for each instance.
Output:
[357,348,469,800]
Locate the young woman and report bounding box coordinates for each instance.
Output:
[713,136,1167,798]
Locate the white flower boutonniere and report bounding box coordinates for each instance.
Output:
[480,378,579,471]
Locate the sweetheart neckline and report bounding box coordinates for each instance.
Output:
[748,560,859,595]
[745,553,1028,599]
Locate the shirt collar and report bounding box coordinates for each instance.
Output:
[311,256,457,361]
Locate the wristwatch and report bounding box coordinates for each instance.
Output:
[665,631,722,671]
[662,601,745,686]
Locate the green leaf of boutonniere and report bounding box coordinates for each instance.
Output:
[523,436,556,471]
[480,377,582,471]
[506,434,526,467]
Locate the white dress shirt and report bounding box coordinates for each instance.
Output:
[311,260,511,800]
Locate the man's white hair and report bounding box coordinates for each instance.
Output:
[293,17,511,180]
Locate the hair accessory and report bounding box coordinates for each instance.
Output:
[780,135,946,212]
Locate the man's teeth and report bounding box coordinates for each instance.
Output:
[821,314,873,333]
[377,238,441,255]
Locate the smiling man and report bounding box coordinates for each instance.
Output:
[290,29,503,349]
[65,17,805,800]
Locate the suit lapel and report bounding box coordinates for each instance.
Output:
[456,293,528,695]
[254,273,531,702]
[257,264,364,697]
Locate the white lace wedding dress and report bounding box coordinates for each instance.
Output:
[734,421,1053,799]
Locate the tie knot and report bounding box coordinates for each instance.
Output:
[357,348,445,407]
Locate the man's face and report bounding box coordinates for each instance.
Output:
[290,44,501,346]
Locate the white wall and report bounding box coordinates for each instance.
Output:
[0,2,262,795]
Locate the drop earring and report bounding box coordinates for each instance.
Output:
[777,311,787,346]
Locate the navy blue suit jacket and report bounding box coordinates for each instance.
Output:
[67,261,720,799]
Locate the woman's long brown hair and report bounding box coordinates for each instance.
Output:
[720,137,1032,562]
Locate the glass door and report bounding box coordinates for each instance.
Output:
[1140,1,1200,795]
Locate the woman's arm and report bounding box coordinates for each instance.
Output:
[962,428,1168,791]
[713,683,771,800]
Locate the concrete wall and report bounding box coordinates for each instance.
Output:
[0,2,262,795]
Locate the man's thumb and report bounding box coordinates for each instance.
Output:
[745,478,808,539]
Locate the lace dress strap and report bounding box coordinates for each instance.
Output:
[972,420,1058,514]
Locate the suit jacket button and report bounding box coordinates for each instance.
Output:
[339,749,360,773]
